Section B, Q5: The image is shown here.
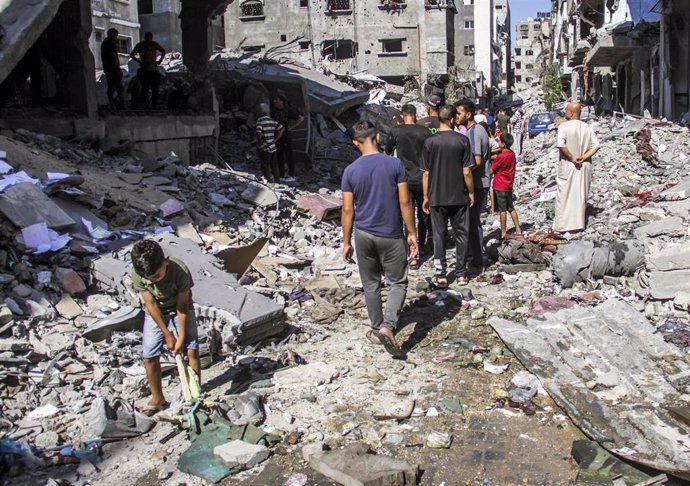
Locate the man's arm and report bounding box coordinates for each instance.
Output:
[173,290,191,355]
[288,114,305,131]
[581,146,599,162]
[559,146,578,162]
[398,182,418,259]
[156,43,166,64]
[341,191,355,263]
[463,167,475,207]
[142,291,176,351]
[130,45,140,62]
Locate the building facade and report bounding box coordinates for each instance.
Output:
[223,0,509,102]
[494,0,512,91]
[512,12,551,91]
[550,0,690,120]
[90,0,141,70]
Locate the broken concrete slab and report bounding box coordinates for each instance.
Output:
[213,440,270,470]
[55,295,83,319]
[634,217,685,238]
[637,270,690,300]
[659,177,690,201]
[241,183,278,208]
[489,300,690,479]
[90,233,286,352]
[307,442,418,486]
[55,267,86,295]
[82,306,144,342]
[297,194,342,221]
[0,182,75,229]
[647,243,690,271]
[273,362,338,389]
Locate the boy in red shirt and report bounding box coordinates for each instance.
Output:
[491,133,523,239]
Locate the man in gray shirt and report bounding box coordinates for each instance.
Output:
[456,98,491,273]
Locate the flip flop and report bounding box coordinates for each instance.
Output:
[366,330,382,345]
[139,402,169,417]
[373,330,404,359]
[409,258,420,270]
[434,275,448,289]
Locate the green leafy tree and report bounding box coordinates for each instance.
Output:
[542,63,563,110]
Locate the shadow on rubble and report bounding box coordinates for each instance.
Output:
[397,295,463,353]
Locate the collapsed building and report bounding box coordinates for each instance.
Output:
[551,0,690,121]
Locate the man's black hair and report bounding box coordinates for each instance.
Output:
[107,28,119,37]
[351,120,378,143]
[400,104,417,116]
[144,32,154,40]
[132,239,165,277]
[438,105,456,124]
[455,98,476,117]
[500,132,514,148]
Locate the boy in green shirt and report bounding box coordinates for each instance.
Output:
[131,239,200,415]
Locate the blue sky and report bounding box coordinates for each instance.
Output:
[510,0,551,37]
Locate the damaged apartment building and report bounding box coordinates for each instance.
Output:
[551,0,690,121]
[223,0,510,103]
[513,11,552,92]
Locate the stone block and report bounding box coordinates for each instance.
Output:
[0,305,12,325]
[0,183,75,229]
[55,295,83,319]
[55,267,86,295]
[241,183,278,208]
[634,217,685,239]
[308,443,418,486]
[213,440,270,470]
[273,362,338,389]
[82,306,144,342]
[659,177,690,201]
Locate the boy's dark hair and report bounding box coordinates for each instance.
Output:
[400,104,416,116]
[455,98,476,117]
[500,132,514,148]
[132,239,165,277]
[351,120,378,143]
[438,105,456,124]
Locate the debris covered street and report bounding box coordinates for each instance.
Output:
[2,0,690,485]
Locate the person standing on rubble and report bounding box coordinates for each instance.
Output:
[456,98,491,274]
[130,239,200,416]
[509,105,524,155]
[422,105,475,287]
[255,103,284,183]
[496,108,510,135]
[385,104,431,266]
[553,101,600,234]
[130,32,166,109]
[272,92,304,182]
[417,95,442,134]
[341,120,418,358]
[100,28,125,109]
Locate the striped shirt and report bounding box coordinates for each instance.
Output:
[255,116,283,153]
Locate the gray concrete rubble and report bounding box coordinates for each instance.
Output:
[90,233,286,350]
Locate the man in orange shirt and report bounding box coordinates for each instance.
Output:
[130,32,166,109]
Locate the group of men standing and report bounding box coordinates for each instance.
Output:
[341,96,599,358]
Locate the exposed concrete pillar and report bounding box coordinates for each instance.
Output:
[46,0,97,118]
[180,0,234,75]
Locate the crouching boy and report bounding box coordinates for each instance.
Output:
[131,239,200,416]
[490,133,523,239]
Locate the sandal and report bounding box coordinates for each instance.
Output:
[373,330,404,359]
[139,401,169,417]
[366,330,382,345]
[434,275,449,289]
[408,258,420,270]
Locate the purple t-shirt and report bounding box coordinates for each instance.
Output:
[341,153,407,239]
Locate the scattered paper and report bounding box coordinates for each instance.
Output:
[538,190,557,202]
[26,404,60,420]
[81,217,113,241]
[0,171,40,192]
[0,160,12,175]
[155,225,175,235]
[483,360,509,375]
[46,172,70,184]
[21,222,71,254]
[160,198,185,218]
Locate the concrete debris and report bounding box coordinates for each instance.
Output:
[297,194,342,221]
[634,217,686,238]
[273,362,339,389]
[552,241,645,288]
[213,440,270,470]
[82,306,144,342]
[0,182,75,229]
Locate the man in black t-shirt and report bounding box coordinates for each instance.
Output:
[385,104,431,266]
[421,105,475,287]
[100,28,125,108]
[417,95,441,134]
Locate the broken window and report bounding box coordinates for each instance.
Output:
[115,36,132,55]
[240,0,265,20]
[515,48,521,56]
[94,28,104,43]
[463,0,473,4]
[242,44,264,53]
[300,0,308,6]
[515,75,522,83]
[515,61,521,69]
[327,0,351,12]
[425,0,454,7]
[379,0,407,8]
[463,44,475,56]
[526,49,534,56]
[138,0,153,14]
[526,64,534,70]
[380,39,405,54]
[321,39,357,60]
[464,20,474,29]
[299,40,311,50]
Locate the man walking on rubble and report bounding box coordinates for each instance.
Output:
[553,101,600,234]
[130,32,166,109]
[341,120,418,358]
[385,104,431,266]
[101,28,125,109]
[422,105,475,287]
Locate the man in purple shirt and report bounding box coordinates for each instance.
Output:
[341,121,418,358]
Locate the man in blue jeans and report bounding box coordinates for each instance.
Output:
[131,239,200,415]
[341,121,418,358]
